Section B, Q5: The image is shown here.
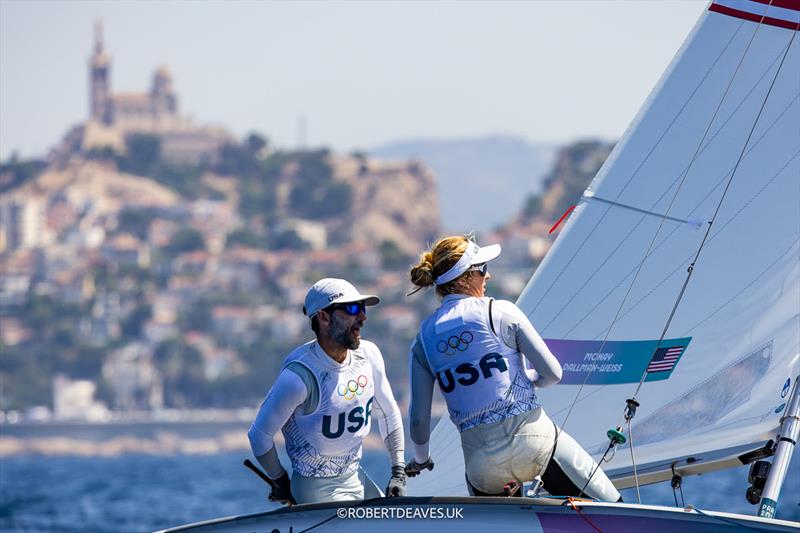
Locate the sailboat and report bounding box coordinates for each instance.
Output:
[157,1,799,531]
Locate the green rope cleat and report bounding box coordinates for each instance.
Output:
[607,427,626,446]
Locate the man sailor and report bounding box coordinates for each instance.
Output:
[248,278,406,504]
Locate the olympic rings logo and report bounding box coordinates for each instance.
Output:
[337,375,368,400]
[436,331,474,355]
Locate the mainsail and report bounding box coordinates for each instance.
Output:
[409,0,799,497]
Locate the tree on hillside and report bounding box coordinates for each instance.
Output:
[154,163,204,199]
[225,229,264,249]
[246,133,269,156]
[180,300,213,331]
[119,134,161,176]
[121,303,153,337]
[0,157,47,193]
[116,208,155,240]
[272,229,310,251]
[166,228,206,254]
[520,140,612,222]
[154,339,207,407]
[379,239,413,269]
[287,150,354,219]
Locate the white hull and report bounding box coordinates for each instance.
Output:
[156,496,799,532]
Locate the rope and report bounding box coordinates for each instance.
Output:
[601,158,799,341]
[526,21,744,321]
[671,464,686,508]
[531,19,792,447]
[564,104,798,342]
[567,498,603,533]
[612,3,797,500]
[532,0,794,499]
[535,18,788,335]
[638,13,796,399]
[621,0,780,409]
[626,418,640,504]
[683,235,799,334]
[529,2,795,357]
[578,441,616,498]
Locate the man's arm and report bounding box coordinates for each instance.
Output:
[248,369,308,479]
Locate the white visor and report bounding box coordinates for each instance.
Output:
[434,242,501,286]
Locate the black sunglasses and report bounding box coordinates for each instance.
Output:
[326,301,366,316]
[468,263,488,276]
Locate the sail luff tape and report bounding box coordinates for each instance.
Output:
[582,192,706,228]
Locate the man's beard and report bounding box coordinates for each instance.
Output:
[330,314,360,350]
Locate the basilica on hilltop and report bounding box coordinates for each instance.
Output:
[77,21,231,164]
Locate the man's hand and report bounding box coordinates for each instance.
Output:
[385,465,406,497]
[268,472,297,506]
[404,457,434,478]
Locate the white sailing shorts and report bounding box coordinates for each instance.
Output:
[460,407,555,494]
[291,468,364,504]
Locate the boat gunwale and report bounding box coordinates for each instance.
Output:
[154,495,800,532]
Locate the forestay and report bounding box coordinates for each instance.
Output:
[408,0,799,496]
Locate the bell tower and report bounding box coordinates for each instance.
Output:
[89,20,111,124]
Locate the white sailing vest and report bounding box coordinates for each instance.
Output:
[420,296,539,432]
[281,341,375,477]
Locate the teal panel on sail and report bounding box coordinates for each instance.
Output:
[545,337,692,385]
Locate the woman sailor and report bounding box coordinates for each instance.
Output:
[405,235,620,501]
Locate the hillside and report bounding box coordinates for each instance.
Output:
[369,135,556,232]
[0,135,441,412]
[485,139,615,287]
[0,133,613,414]
[514,139,614,230]
[2,136,440,256]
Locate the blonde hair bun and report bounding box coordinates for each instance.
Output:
[410,252,435,287]
[408,235,470,295]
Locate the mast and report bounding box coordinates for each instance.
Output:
[758,374,800,519]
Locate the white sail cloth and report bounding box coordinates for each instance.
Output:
[409,0,800,495]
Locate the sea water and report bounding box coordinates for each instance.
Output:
[1,450,798,532]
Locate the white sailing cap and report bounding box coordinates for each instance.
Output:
[434,241,502,286]
[303,278,380,317]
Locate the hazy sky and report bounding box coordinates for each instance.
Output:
[0,0,708,160]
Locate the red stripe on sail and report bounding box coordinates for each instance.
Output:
[709,3,800,30]
[750,0,800,12]
[549,205,576,235]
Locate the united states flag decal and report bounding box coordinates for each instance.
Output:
[646,346,686,373]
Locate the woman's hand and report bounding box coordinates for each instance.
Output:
[404,457,434,478]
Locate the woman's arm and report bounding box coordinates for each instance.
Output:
[492,300,562,387]
[408,334,436,462]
